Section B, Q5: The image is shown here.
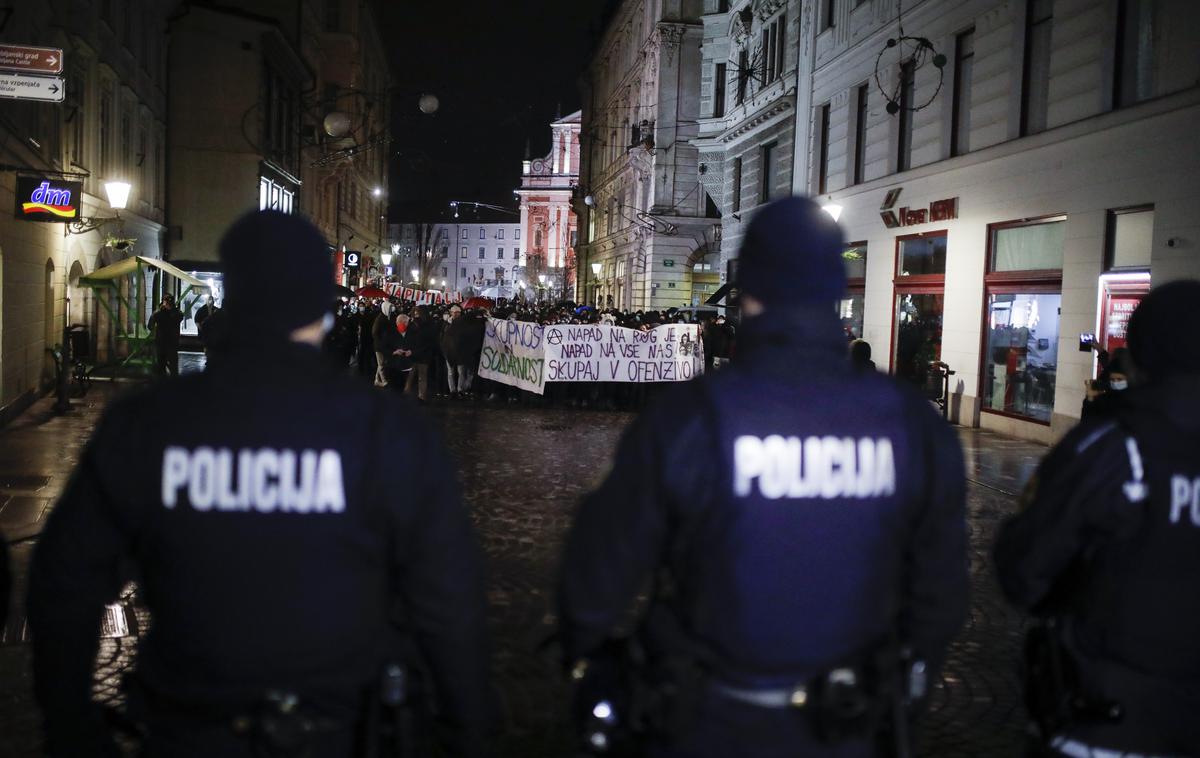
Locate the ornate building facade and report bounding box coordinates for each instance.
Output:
[576,0,716,311]
[695,0,803,291]
[517,111,580,301]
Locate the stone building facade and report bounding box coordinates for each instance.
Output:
[576,0,715,311]
[695,0,803,292]
[799,0,1200,442]
[389,221,526,296]
[517,112,580,301]
[167,0,392,295]
[0,0,172,423]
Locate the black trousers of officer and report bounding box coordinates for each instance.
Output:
[642,690,879,758]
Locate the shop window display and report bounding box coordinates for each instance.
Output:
[983,292,1061,422]
[981,218,1065,423]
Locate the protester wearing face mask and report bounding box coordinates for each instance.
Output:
[1081,347,1138,421]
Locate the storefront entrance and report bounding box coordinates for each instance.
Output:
[891,231,947,389]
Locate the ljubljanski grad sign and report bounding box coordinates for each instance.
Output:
[15,176,83,222]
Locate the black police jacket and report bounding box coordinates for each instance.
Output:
[995,377,1200,680]
[558,312,969,685]
[27,339,493,756]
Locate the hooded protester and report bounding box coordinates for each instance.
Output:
[849,339,876,372]
[28,210,494,758]
[558,196,968,758]
[996,280,1200,758]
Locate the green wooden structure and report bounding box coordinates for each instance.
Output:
[78,256,209,374]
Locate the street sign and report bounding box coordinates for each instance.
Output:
[0,71,64,103]
[0,44,64,75]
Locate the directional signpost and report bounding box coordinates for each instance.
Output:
[0,71,64,102]
[0,44,65,103]
[0,44,64,75]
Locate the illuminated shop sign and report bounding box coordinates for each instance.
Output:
[15,176,82,222]
[880,187,958,229]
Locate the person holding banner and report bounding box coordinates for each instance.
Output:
[558,196,968,758]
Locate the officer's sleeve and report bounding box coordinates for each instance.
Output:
[994,423,1132,613]
[27,407,134,756]
[557,397,677,663]
[396,417,495,754]
[902,403,969,671]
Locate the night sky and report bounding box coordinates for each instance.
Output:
[381,0,614,223]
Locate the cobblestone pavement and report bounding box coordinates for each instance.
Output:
[0,384,1047,757]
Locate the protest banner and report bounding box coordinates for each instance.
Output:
[478,318,704,393]
[478,318,547,394]
[543,322,704,385]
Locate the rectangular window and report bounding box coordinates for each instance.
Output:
[897,234,947,277]
[515,228,521,239]
[991,221,1065,272]
[823,0,836,30]
[99,89,112,174]
[952,28,975,155]
[762,15,785,83]
[68,66,87,168]
[1115,0,1154,108]
[477,268,484,279]
[1021,0,1052,136]
[817,103,831,194]
[736,49,749,105]
[461,268,467,277]
[441,267,448,277]
[154,136,163,208]
[325,0,341,31]
[760,142,777,203]
[497,248,504,259]
[478,246,486,259]
[732,157,742,212]
[841,242,868,340]
[892,231,948,387]
[713,63,727,117]
[479,227,486,239]
[981,218,1065,424]
[897,59,915,171]
[460,246,468,258]
[498,229,504,239]
[1105,206,1154,270]
[853,85,868,185]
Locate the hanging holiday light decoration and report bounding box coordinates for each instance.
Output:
[873,0,947,116]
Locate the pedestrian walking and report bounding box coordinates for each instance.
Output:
[146,294,184,377]
[995,280,1200,757]
[557,196,968,758]
[371,301,393,387]
[27,210,494,758]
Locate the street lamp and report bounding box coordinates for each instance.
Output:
[410,268,419,281]
[68,180,132,235]
[821,201,843,222]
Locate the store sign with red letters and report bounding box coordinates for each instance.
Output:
[880,188,958,229]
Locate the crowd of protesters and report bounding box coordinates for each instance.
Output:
[321,296,739,409]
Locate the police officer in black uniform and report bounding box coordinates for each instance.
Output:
[558,196,969,757]
[995,280,1200,757]
[28,210,494,757]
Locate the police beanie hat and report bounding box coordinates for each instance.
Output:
[1127,279,1200,378]
[738,196,846,307]
[219,210,332,335]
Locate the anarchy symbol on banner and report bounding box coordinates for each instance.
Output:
[546,329,563,346]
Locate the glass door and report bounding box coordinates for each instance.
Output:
[892,231,948,390]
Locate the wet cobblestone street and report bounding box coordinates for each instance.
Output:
[1,385,1046,757]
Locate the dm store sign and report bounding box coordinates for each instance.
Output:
[15,176,82,222]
